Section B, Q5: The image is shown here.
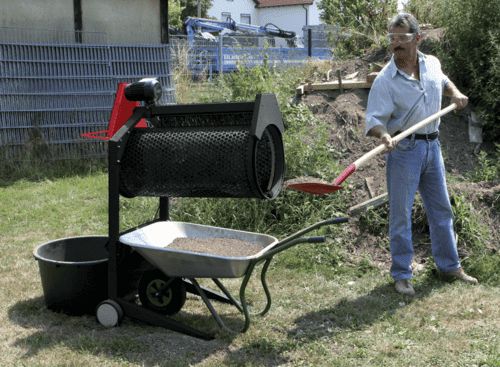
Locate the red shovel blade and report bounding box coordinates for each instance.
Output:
[285,164,356,195]
[285,181,343,195]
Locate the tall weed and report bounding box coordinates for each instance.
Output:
[467,145,500,182]
[450,192,498,285]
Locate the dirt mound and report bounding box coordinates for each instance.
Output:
[298,55,499,266]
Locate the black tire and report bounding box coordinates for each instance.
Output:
[138,270,186,315]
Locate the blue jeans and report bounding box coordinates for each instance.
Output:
[386,137,460,281]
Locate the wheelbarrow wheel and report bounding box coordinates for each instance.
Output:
[138,270,186,315]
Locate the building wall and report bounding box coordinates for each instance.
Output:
[0,0,161,44]
[0,0,74,31]
[207,0,258,24]
[309,1,322,25]
[256,6,308,41]
[207,0,323,40]
[82,0,161,43]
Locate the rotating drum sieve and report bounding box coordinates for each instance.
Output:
[116,93,285,199]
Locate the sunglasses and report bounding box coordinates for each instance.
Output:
[387,33,416,43]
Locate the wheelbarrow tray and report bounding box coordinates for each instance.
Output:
[119,221,278,278]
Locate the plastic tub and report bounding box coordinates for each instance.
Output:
[33,236,108,315]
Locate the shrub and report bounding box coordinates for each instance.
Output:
[432,0,500,141]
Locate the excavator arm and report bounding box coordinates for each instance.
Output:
[184,17,296,42]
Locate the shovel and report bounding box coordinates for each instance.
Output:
[285,103,457,195]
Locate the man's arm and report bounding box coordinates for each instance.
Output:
[365,76,395,150]
[444,80,468,109]
[367,125,394,150]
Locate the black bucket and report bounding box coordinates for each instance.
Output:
[33,236,108,316]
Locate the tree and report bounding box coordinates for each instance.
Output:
[404,0,442,25]
[180,0,213,20]
[318,0,397,57]
[168,0,183,29]
[319,0,397,33]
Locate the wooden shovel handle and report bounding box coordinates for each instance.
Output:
[354,103,457,169]
[333,103,457,185]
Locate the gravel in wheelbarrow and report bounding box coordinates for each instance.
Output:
[119,221,279,278]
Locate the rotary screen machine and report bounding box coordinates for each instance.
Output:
[95,79,348,339]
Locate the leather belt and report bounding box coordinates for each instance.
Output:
[394,131,439,140]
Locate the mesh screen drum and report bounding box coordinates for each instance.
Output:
[119,124,284,199]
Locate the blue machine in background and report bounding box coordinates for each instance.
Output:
[181,17,333,75]
[184,17,297,44]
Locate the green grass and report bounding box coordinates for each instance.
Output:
[0,170,499,367]
[1,63,498,366]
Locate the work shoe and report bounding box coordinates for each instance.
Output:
[440,268,478,285]
[395,279,415,296]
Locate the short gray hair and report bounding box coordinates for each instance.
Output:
[389,13,420,34]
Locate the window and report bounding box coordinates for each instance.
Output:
[240,14,251,24]
[221,12,231,21]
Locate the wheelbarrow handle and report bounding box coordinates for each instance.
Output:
[280,217,348,244]
[239,218,347,333]
[261,217,348,259]
[258,237,320,261]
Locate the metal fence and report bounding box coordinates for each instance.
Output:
[169,30,335,79]
[1,26,337,162]
[0,27,174,161]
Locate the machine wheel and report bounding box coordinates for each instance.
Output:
[138,270,186,315]
[96,299,124,327]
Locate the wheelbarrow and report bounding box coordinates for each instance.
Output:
[97,217,348,338]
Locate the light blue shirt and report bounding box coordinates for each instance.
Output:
[365,51,450,136]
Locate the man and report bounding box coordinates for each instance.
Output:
[365,13,478,296]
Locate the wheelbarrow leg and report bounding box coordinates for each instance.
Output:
[212,278,243,313]
[258,257,273,316]
[182,279,235,305]
[188,278,236,333]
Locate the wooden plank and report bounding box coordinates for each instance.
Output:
[348,192,388,215]
[366,72,379,83]
[296,85,306,95]
[344,71,359,80]
[296,77,372,95]
[307,79,372,90]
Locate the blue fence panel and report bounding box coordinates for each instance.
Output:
[220,46,332,72]
[0,28,175,161]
